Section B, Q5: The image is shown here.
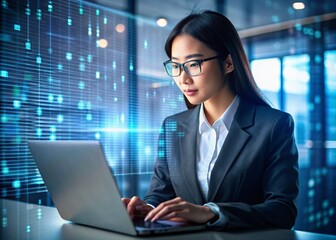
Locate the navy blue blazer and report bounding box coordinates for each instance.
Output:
[144,98,299,230]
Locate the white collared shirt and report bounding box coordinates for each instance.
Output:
[196,96,240,199]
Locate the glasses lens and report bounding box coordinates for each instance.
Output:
[165,62,180,77]
[184,61,201,76]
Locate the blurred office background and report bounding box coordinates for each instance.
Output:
[1,0,335,235]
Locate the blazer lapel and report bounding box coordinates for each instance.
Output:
[178,106,205,204]
[207,99,256,202]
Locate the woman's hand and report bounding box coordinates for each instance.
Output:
[144,197,215,224]
[121,196,153,218]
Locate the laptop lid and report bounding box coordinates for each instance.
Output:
[28,140,206,236]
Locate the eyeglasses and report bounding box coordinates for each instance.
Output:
[163,56,219,77]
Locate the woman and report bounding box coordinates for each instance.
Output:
[122,10,299,230]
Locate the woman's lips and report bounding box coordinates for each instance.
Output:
[184,89,198,96]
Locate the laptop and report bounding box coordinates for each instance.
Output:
[28,140,206,236]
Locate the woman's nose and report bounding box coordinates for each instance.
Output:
[179,68,192,84]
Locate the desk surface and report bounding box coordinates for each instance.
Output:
[1,199,335,240]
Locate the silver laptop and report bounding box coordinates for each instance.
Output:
[28,140,206,236]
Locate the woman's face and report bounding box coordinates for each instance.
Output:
[171,34,233,106]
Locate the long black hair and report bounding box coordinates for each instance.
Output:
[165,10,269,109]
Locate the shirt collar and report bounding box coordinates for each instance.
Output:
[199,95,240,134]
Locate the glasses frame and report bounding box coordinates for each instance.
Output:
[163,56,219,77]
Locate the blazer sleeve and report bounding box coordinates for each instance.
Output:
[143,119,176,206]
[217,113,299,229]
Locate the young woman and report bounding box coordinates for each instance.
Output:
[122,10,299,230]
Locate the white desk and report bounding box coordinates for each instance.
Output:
[1,199,335,240]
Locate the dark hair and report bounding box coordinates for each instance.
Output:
[165,10,269,108]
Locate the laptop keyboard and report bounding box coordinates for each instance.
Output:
[134,219,173,229]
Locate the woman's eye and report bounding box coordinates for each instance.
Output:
[171,64,179,69]
[189,62,198,68]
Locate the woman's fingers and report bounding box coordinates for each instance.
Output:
[145,197,185,221]
[127,196,143,216]
[121,198,131,206]
[123,196,153,218]
[144,197,215,224]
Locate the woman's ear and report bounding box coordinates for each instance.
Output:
[224,54,234,73]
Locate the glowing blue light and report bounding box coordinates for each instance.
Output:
[2,167,9,174]
[57,95,63,103]
[14,24,21,31]
[57,64,63,70]
[121,114,125,123]
[308,178,315,187]
[104,17,107,24]
[87,54,92,63]
[88,26,92,36]
[145,146,151,155]
[12,180,21,188]
[144,40,148,49]
[13,100,21,109]
[50,135,56,141]
[50,126,56,132]
[158,140,164,147]
[315,55,322,64]
[1,70,8,78]
[86,101,92,110]
[37,9,42,20]
[309,189,315,197]
[57,114,63,123]
[36,56,42,64]
[323,200,329,208]
[112,61,116,70]
[1,114,8,123]
[95,132,101,139]
[26,225,31,233]
[66,52,72,61]
[67,18,72,26]
[25,40,31,50]
[37,208,42,220]
[1,1,7,8]
[113,83,117,90]
[48,94,54,102]
[114,97,118,102]
[96,71,100,79]
[79,7,84,15]
[309,215,314,223]
[36,128,42,137]
[79,63,85,71]
[48,2,53,12]
[86,114,92,121]
[295,23,302,31]
[78,100,84,110]
[158,150,164,158]
[271,15,279,23]
[79,81,85,89]
[37,208,42,219]
[129,64,134,71]
[25,7,30,15]
[315,30,321,39]
[36,107,42,116]
[20,93,28,105]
